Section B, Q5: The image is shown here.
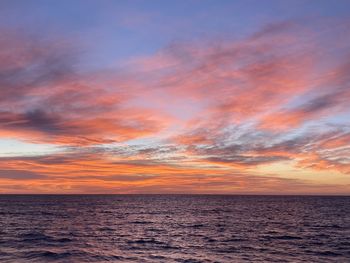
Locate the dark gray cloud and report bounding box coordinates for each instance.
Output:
[206,155,289,166]
[64,174,158,182]
[0,169,48,180]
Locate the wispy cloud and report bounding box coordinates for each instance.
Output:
[0,30,170,146]
[0,17,349,193]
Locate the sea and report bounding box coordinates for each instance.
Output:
[0,195,349,262]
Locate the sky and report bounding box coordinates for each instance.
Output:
[0,0,350,194]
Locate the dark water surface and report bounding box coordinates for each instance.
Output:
[0,195,349,262]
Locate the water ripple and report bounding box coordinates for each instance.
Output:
[0,195,349,262]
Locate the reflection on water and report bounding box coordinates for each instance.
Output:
[0,195,349,262]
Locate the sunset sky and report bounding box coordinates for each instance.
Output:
[0,0,350,194]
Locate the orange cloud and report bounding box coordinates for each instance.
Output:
[0,19,349,193]
[0,151,348,194]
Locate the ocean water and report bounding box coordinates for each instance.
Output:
[0,195,349,262]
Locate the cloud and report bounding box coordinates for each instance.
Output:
[258,61,350,131]
[133,21,316,124]
[0,18,349,193]
[0,169,48,180]
[0,29,170,145]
